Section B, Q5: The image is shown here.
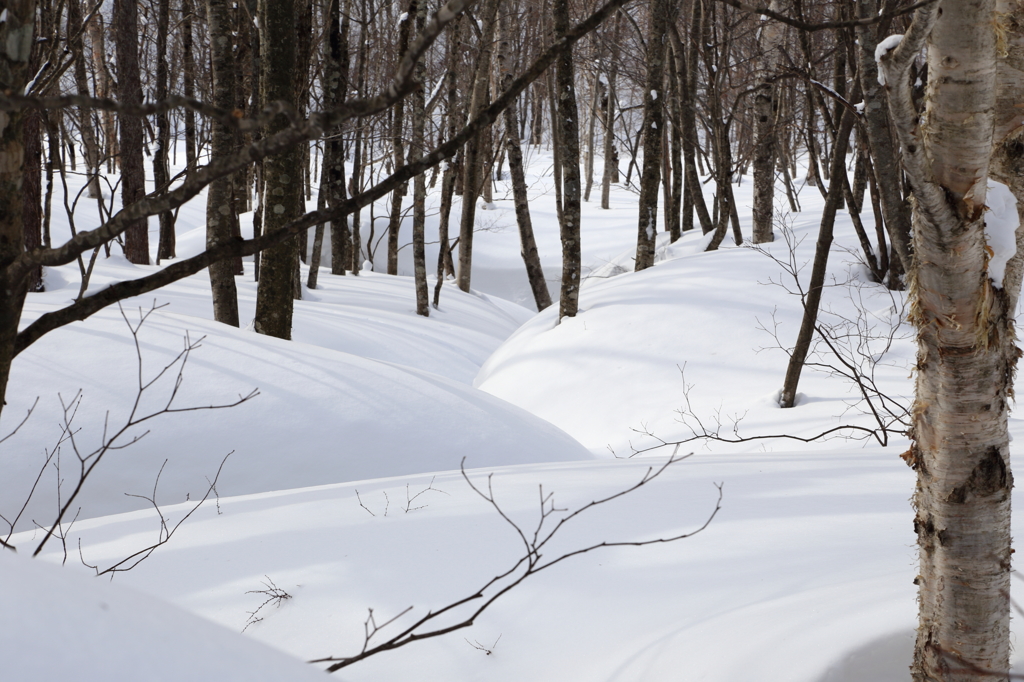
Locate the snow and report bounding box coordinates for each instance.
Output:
[1,549,326,682]
[874,35,903,85]
[985,179,1019,288]
[650,89,658,100]
[7,141,1024,681]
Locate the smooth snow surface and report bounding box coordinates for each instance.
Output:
[1,548,326,681]
[6,143,1024,681]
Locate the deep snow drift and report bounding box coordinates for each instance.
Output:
[6,145,1024,681]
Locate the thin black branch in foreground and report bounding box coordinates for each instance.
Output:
[310,455,721,673]
[79,451,233,578]
[243,576,293,632]
[25,302,257,558]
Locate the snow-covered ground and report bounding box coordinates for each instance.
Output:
[5,145,1024,680]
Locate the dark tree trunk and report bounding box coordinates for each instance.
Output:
[206,0,241,326]
[600,14,621,211]
[676,15,712,234]
[411,0,429,316]
[854,0,912,283]
[253,0,302,339]
[0,0,37,415]
[154,0,176,263]
[327,0,351,276]
[182,0,197,170]
[22,111,43,293]
[68,0,102,200]
[114,0,150,264]
[634,0,676,270]
[433,12,463,307]
[499,8,552,310]
[456,0,500,293]
[779,109,856,408]
[553,0,582,319]
[387,3,414,276]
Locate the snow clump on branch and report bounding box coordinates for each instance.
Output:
[874,34,903,85]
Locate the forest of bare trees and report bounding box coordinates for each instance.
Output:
[3,0,1024,679]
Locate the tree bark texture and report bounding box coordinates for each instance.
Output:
[878,3,1013,679]
[154,0,176,263]
[553,0,582,319]
[0,0,36,412]
[499,8,552,311]
[600,13,621,211]
[855,0,913,281]
[114,0,150,264]
[327,0,351,276]
[387,3,414,276]
[254,0,303,339]
[751,0,785,244]
[989,2,1024,312]
[778,108,855,409]
[456,0,500,293]
[206,0,241,326]
[634,0,673,271]
[411,0,429,316]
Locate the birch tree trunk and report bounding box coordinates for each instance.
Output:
[878,3,1014,679]
[182,0,197,171]
[751,0,785,244]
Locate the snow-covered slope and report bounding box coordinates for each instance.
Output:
[476,225,914,457]
[4,301,591,526]
[1,548,326,682]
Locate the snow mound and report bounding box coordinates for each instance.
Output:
[3,307,591,527]
[19,450,929,682]
[1,549,325,682]
[476,230,912,456]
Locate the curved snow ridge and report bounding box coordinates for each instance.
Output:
[3,308,592,527]
[475,237,912,457]
[475,249,780,454]
[1,550,326,682]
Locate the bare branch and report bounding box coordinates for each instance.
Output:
[310,455,720,672]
